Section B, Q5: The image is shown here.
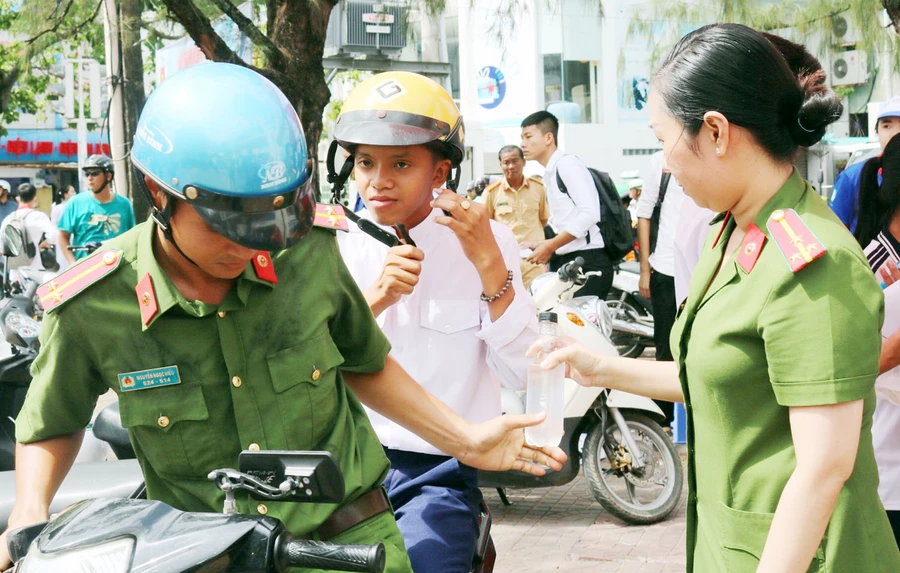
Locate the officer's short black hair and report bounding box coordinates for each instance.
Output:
[521,111,559,146]
[17,183,36,203]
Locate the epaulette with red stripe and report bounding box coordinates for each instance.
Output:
[38,249,124,314]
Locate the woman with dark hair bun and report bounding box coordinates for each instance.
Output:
[536,23,900,572]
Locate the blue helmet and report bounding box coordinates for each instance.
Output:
[132,63,314,251]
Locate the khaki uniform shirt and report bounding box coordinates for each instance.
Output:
[16,222,405,547]
[484,176,549,286]
[672,171,900,572]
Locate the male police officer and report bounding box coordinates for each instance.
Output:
[0,64,565,570]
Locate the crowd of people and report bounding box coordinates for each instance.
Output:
[0,155,135,278]
[2,21,900,573]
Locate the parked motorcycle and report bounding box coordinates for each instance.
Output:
[5,450,386,573]
[607,261,655,358]
[479,257,683,525]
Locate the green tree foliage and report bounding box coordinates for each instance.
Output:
[628,0,900,71]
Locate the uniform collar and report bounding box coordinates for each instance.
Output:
[751,169,807,233]
[501,176,529,192]
[134,222,273,330]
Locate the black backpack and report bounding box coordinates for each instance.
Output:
[556,164,635,261]
[4,210,36,270]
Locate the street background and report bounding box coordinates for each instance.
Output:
[486,452,688,572]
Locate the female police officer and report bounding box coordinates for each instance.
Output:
[539,24,900,572]
[0,63,565,570]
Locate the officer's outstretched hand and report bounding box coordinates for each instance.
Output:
[365,244,425,317]
[459,414,567,475]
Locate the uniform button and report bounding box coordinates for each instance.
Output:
[217,310,227,318]
[157,415,170,428]
[248,443,260,451]
[257,503,268,515]
[232,375,242,388]
[311,368,321,381]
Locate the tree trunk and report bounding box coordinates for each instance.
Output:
[885,1,900,34]
[120,0,149,221]
[268,1,336,200]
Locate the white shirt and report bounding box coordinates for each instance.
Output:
[338,208,538,456]
[544,150,604,255]
[673,197,717,305]
[0,207,58,270]
[635,152,685,277]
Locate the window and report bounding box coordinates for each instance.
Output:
[543,55,592,123]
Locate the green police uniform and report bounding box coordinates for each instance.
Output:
[16,221,413,572]
[671,170,900,572]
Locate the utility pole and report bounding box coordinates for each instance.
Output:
[103,0,149,221]
[103,0,128,201]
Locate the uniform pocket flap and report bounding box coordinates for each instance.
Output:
[419,299,480,335]
[718,502,774,558]
[118,383,209,432]
[268,331,344,393]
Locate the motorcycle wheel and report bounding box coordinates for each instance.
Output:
[604,294,648,358]
[583,411,683,525]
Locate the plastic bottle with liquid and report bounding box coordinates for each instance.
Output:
[525,312,565,447]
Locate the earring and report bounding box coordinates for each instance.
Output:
[715,147,722,156]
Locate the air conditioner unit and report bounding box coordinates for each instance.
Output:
[832,50,868,86]
[831,14,861,46]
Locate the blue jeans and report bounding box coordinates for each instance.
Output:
[384,448,482,573]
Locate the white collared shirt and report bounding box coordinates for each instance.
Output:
[635,151,686,277]
[337,208,539,456]
[544,149,604,255]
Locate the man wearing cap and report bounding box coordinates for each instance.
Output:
[830,96,900,232]
[0,180,17,224]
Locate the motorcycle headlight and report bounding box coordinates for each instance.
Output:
[569,296,613,338]
[17,536,134,573]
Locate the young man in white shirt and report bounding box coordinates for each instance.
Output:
[519,110,614,299]
[333,72,539,572]
[0,183,57,272]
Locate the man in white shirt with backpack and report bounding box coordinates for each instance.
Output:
[519,110,615,299]
[0,183,57,273]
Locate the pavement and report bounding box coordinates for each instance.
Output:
[484,449,688,573]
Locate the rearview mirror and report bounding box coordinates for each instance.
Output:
[238,450,344,503]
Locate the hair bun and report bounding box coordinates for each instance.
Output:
[787,80,843,147]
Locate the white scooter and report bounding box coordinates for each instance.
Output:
[607,261,655,358]
[479,257,683,525]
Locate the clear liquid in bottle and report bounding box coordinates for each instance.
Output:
[524,312,565,447]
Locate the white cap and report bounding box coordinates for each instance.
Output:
[0,180,10,193]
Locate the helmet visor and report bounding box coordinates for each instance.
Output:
[192,179,315,251]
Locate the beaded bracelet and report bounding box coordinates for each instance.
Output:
[480,270,514,303]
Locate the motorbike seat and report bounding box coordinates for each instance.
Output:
[93,402,136,460]
[0,458,143,531]
[618,261,641,275]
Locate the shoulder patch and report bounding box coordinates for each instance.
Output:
[766,208,827,273]
[314,203,350,232]
[483,180,502,194]
[38,249,124,314]
[527,176,544,187]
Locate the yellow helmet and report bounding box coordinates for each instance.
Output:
[335,71,465,166]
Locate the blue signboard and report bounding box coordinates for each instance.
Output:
[0,129,109,164]
[476,66,506,110]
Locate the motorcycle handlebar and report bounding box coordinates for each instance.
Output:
[277,538,385,573]
[557,256,585,281]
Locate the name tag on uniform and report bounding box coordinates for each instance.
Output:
[118,366,181,392]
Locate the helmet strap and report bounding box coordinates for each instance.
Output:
[326,140,355,205]
[134,166,200,268]
[91,174,110,195]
